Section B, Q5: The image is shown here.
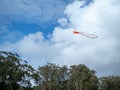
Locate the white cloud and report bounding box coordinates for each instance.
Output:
[0,0,70,23]
[0,0,72,42]
[58,18,68,28]
[1,0,120,76]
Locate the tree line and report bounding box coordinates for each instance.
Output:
[0,51,120,90]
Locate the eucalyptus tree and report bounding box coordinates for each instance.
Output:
[37,63,69,90]
[68,64,99,90]
[100,76,120,90]
[0,51,35,90]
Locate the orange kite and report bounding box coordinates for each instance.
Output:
[73,30,98,39]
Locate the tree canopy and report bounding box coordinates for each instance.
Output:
[0,51,36,90]
[0,51,120,90]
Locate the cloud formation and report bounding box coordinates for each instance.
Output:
[1,0,120,76]
[0,0,73,42]
[0,0,72,23]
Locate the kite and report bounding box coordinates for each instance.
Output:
[73,30,98,39]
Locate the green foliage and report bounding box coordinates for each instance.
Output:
[36,63,69,90]
[0,51,120,90]
[68,64,98,90]
[0,51,35,90]
[100,76,120,90]
[35,63,99,90]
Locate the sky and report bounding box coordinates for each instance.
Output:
[0,0,120,77]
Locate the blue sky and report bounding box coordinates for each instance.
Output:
[0,0,120,76]
[0,0,93,43]
[0,0,74,42]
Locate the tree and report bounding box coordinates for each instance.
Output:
[0,51,35,90]
[68,64,99,90]
[35,63,99,90]
[100,76,120,90]
[36,63,69,90]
